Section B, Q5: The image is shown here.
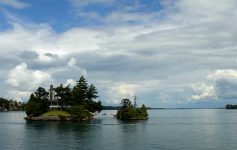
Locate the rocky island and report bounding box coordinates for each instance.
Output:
[25,76,102,121]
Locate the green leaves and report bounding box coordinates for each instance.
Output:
[55,84,71,107]
[25,76,102,117]
[26,91,49,117]
[72,76,88,104]
[117,98,148,120]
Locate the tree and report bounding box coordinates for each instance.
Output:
[116,98,148,120]
[72,76,88,104]
[87,84,98,100]
[121,98,132,109]
[55,84,71,108]
[25,88,49,117]
[140,104,148,117]
[34,87,49,100]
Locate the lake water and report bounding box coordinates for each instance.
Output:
[0,109,237,150]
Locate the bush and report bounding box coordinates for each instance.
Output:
[25,94,49,117]
[68,105,91,120]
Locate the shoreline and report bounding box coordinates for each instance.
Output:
[24,115,92,121]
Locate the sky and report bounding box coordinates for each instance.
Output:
[0,0,237,108]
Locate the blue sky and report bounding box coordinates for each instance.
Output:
[1,0,237,108]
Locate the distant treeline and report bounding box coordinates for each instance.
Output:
[226,104,237,109]
[102,106,121,110]
[0,98,25,111]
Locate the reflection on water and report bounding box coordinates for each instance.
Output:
[0,110,237,150]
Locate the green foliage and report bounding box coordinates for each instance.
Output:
[55,84,71,107]
[26,89,49,117]
[0,98,9,110]
[25,76,102,117]
[87,84,98,100]
[0,98,24,111]
[68,105,91,120]
[34,87,49,99]
[226,104,237,109]
[83,100,103,113]
[121,98,132,108]
[72,76,88,104]
[116,99,148,120]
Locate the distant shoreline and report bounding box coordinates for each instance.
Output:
[102,106,225,110]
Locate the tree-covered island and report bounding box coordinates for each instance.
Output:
[25,76,102,121]
[116,98,148,120]
[0,98,24,111]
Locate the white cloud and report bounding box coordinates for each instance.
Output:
[104,83,137,104]
[69,0,114,7]
[0,0,29,9]
[191,83,216,100]
[207,69,237,80]
[6,63,53,90]
[7,90,31,101]
[64,79,77,86]
[1,0,237,106]
[67,58,77,68]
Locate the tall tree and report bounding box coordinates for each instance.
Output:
[26,87,50,117]
[72,76,88,104]
[87,84,98,100]
[121,98,132,109]
[55,84,71,108]
[34,87,49,100]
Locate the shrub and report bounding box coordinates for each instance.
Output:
[68,105,91,120]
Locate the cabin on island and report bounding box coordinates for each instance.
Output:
[48,85,70,109]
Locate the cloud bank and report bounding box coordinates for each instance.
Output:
[0,0,237,107]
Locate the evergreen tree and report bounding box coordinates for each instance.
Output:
[72,76,88,104]
[55,84,71,108]
[140,104,148,117]
[87,84,98,100]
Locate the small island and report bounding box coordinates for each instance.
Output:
[25,76,102,121]
[116,98,148,120]
[226,104,237,109]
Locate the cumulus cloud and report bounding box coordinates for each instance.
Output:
[104,83,137,104]
[1,0,237,106]
[207,69,237,99]
[191,83,216,101]
[64,79,77,86]
[7,90,32,101]
[207,69,237,80]
[6,63,53,90]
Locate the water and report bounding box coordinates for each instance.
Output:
[0,109,237,150]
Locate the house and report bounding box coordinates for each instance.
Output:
[48,85,71,109]
[49,85,60,108]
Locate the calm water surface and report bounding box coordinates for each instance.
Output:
[0,109,237,150]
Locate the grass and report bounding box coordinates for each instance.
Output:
[41,110,71,117]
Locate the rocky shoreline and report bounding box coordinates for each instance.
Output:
[24,115,92,121]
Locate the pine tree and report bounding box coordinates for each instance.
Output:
[87,84,98,100]
[55,84,71,108]
[72,76,88,104]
